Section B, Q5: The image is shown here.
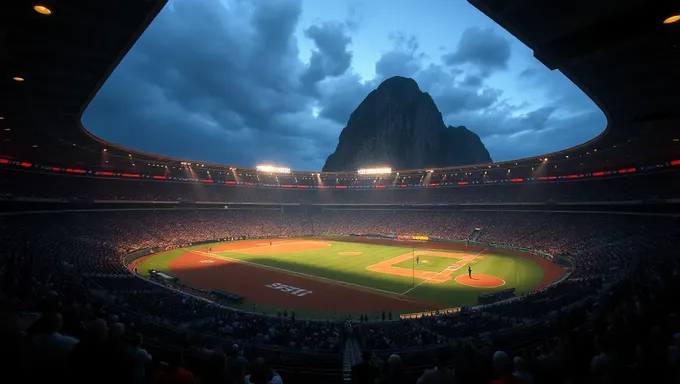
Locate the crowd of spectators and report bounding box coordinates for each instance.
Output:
[1,207,679,382]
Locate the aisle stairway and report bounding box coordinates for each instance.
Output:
[469,227,484,242]
[342,338,362,382]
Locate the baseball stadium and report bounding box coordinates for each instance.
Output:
[2,1,680,383]
[130,237,565,318]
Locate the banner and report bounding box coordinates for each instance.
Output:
[396,235,429,241]
[400,306,460,319]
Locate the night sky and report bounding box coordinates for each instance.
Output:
[82,0,606,170]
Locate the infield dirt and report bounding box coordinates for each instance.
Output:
[365,251,485,284]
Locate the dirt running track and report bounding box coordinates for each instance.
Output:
[169,251,441,314]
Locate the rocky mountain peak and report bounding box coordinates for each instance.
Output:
[322,77,492,172]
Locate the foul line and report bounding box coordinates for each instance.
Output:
[188,250,416,303]
[401,247,488,295]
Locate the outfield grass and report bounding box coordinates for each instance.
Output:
[135,249,186,274]
[136,240,544,310]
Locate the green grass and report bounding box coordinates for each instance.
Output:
[135,248,186,276]
[393,256,456,273]
[134,239,545,317]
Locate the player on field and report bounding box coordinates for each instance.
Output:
[468,265,472,278]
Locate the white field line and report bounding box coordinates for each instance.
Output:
[189,250,416,303]
[401,247,489,295]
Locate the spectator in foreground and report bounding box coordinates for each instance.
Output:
[130,333,153,384]
[245,357,282,384]
[382,353,404,384]
[417,347,456,384]
[491,351,523,384]
[153,352,196,384]
[512,357,533,384]
[353,351,380,384]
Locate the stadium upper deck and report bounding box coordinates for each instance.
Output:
[0,0,678,190]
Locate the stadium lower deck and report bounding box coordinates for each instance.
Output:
[2,207,679,382]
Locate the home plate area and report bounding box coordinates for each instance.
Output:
[365,251,484,284]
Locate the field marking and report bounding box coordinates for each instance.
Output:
[401,248,488,295]
[187,250,417,303]
[366,250,484,285]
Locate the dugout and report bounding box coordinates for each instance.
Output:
[148,269,179,284]
[211,289,244,304]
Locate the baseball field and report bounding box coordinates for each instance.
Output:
[130,238,563,318]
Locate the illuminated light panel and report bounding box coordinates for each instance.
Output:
[357,167,392,175]
[663,14,680,24]
[13,76,25,82]
[33,5,52,15]
[256,164,291,174]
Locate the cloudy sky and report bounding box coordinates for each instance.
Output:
[82,0,606,171]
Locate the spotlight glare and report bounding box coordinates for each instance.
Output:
[256,164,291,174]
[357,167,392,175]
[33,5,52,15]
[663,14,680,24]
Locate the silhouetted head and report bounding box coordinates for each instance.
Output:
[249,357,272,384]
[493,351,512,376]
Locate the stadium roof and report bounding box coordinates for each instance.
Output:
[469,0,680,157]
[0,0,678,178]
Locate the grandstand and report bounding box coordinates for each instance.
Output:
[1,0,679,383]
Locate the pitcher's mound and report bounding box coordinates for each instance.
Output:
[339,252,363,256]
[455,274,505,288]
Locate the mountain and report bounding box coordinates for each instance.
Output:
[322,76,492,172]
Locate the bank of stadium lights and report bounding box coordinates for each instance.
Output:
[13,76,25,82]
[663,14,680,24]
[357,167,392,175]
[33,5,52,15]
[256,164,291,174]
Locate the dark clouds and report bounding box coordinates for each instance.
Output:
[301,23,353,92]
[83,0,605,169]
[442,27,511,77]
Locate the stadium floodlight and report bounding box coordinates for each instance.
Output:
[256,164,291,174]
[357,167,392,175]
[663,14,680,24]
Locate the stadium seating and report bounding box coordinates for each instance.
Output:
[2,205,680,382]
